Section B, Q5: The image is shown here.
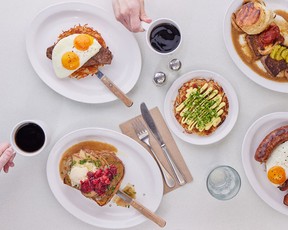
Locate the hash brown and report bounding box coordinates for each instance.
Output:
[174,78,229,136]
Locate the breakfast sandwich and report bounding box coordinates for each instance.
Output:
[46,24,113,79]
[174,78,229,136]
[232,0,275,35]
[60,142,125,206]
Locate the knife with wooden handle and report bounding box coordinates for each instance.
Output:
[95,71,133,107]
[116,190,166,228]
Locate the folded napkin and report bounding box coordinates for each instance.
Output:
[119,107,192,194]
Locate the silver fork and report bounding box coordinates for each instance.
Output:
[132,119,176,188]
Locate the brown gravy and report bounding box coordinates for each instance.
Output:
[59,141,117,180]
[231,10,288,82]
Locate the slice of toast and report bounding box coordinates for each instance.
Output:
[62,148,125,206]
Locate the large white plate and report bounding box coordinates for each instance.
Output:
[223,0,288,93]
[164,70,239,145]
[46,128,163,228]
[242,112,288,215]
[26,2,141,103]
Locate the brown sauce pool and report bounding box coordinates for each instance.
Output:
[231,10,288,82]
[59,141,117,180]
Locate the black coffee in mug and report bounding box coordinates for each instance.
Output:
[15,123,45,153]
[149,23,181,53]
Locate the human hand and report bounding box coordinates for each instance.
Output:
[0,142,16,173]
[112,0,152,32]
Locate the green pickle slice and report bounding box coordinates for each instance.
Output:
[270,45,281,59]
[281,49,288,60]
[270,45,288,63]
[275,47,286,61]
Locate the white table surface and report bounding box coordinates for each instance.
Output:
[1,0,288,229]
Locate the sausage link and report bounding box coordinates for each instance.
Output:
[283,193,288,206]
[278,179,288,191]
[254,125,288,163]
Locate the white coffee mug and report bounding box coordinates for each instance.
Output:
[10,120,49,157]
[142,18,182,55]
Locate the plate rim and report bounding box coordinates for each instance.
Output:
[25,1,142,104]
[223,0,288,93]
[46,127,163,228]
[241,112,288,215]
[163,69,239,145]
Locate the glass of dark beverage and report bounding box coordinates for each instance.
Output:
[10,120,48,156]
[142,18,182,55]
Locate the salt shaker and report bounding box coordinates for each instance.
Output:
[153,72,167,86]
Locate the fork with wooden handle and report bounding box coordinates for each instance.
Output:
[132,119,176,188]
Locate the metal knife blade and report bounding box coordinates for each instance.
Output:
[116,190,166,227]
[116,190,133,204]
[95,71,133,107]
[140,102,186,186]
[140,103,164,145]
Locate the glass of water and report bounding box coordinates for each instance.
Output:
[206,165,241,200]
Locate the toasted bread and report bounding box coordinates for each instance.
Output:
[60,143,125,207]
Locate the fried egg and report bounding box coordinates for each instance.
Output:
[266,141,288,186]
[52,34,101,78]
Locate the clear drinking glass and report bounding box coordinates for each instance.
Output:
[206,165,241,200]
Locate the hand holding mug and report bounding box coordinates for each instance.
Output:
[112,0,152,32]
[0,142,16,173]
[10,120,49,157]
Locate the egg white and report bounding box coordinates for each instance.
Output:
[52,34,101,78]
[266,141,288,186]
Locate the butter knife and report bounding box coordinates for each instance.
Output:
[95,71,133,107]
[140,103,186,186]
[116,190,166,228]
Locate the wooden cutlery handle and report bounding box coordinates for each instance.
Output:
[131,200,166,227]
[101,76,133,107]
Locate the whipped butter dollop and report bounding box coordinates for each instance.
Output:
[69,162,97,187]
[68,150,98,187]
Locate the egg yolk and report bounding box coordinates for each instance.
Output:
[74,34,94,51]
[61,52,80,70]
[267,166,286,185]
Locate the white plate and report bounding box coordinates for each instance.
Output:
[223,0,288,93]
[164,70,239,145]
[46,128,163,229]
[26,2,141,103]
[242,112,288,215]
